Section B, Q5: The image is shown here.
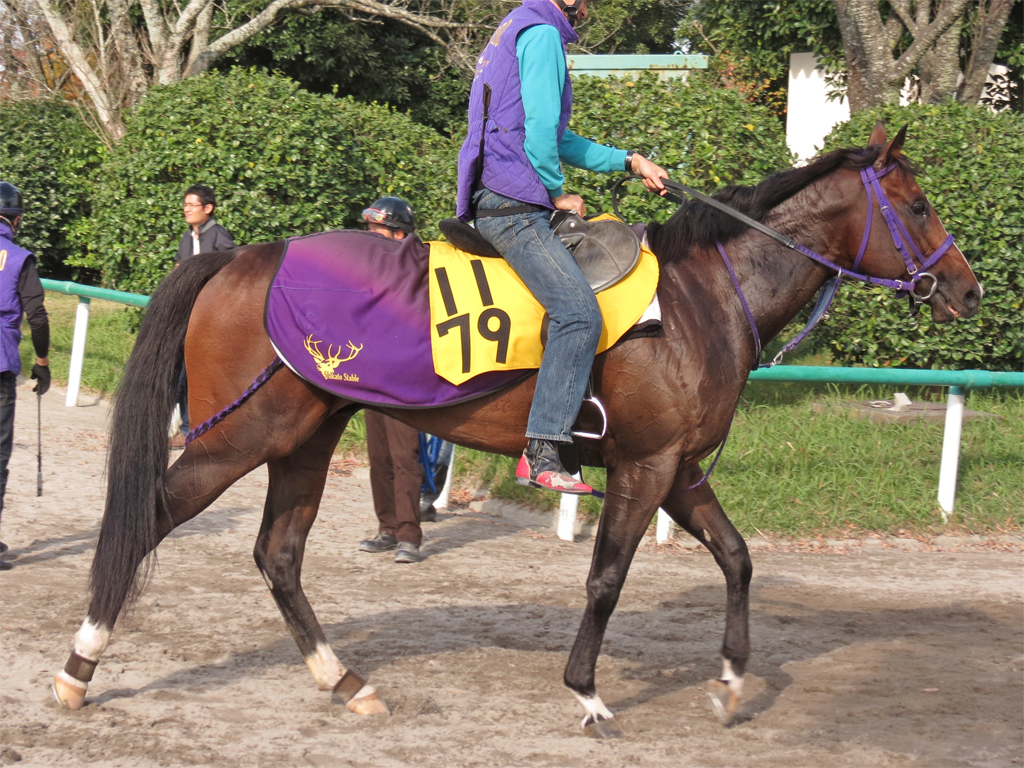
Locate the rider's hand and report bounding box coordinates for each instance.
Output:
[630,153,669,194]
[551,193,586,218]
[31,361,50,396]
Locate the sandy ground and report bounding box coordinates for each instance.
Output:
[1,382,1022,768]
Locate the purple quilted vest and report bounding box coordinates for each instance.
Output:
[456,0,577,221]
[0,222,33,374]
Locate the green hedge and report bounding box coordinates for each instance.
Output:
[817,102,1023,372]
[70,68,458,295]
[564,72,794,222]
[0,100,103,278]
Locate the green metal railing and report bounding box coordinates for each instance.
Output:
[42,279,1021,528]
[41,279,150,308]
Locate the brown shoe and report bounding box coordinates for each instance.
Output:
[168,433,186,449]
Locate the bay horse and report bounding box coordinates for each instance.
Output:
[53,124,980,737]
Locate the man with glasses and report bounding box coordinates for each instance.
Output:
[175,185,235,265]
[171,185,235,448]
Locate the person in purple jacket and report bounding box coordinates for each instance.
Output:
[456,0,668,494]
[0,182,50,570]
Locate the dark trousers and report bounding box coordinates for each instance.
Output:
[0,371,16,518]
[176,367,189,435]
[364,410,422,545]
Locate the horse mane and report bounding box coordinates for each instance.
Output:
[647,145,917,264]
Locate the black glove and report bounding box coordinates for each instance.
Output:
[31,363,50,396]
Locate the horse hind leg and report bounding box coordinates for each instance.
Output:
[660,472,752,726]
[253,411,388,716]
[53,433,272,710]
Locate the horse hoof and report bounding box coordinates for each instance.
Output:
[583,716,625,739]
[705,679,741,726]
[52,675,87,710]
[347,693,391,716]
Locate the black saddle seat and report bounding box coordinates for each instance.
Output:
[438,212,641,293]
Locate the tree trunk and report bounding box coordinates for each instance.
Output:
[919,15,962,103]
[958,0,1015,104]
[833,0,976,112]
[832,0,903,110]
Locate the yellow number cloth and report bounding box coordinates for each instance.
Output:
[428,218,659,386]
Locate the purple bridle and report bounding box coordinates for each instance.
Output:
[715,162,956,368]
[655,162,957,490]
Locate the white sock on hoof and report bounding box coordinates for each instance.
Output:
[304,642,346,690]
[572,691,615,728]
[74,619,110,662]
[719,658,744,697]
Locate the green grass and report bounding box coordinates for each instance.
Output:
[450,385,1023,537]
[19,294,137,394]
[26,293,1023,536]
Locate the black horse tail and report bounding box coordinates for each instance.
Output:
[89,251,238,625]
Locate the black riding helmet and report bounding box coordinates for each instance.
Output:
[0,182,24,228]
[362,197,416,234]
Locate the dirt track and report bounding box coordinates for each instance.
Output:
[1,382,1022,768]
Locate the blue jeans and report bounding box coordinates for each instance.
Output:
[473,188,601,443]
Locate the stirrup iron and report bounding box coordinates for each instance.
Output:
[572,394,607,440]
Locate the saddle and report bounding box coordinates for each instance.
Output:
[438,212,641,293]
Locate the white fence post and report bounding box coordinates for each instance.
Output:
[656,508,672,543]
[557,491,579,541]
[65,296,90,407]
[937,386,965,521]
[433,445,455,511]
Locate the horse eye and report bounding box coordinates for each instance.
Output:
[911,201,928,216]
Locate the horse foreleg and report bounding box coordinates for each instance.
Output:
[253,413,389,716]
[660,472,752,726]
[563,459,676,739]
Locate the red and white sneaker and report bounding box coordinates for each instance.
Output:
[515,439,593,495]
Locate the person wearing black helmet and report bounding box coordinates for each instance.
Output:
[455,0,668,495]
[361,196,416,238]
[0,181,51,570]
[356,197,426,563]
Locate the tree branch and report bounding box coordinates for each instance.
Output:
[888,0,972,82]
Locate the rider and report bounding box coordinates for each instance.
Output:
[456,0,668,494]
[0,181,51,569]
[357,197,428,564]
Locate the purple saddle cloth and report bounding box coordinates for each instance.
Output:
[265,229,528,408]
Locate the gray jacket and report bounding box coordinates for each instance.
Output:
[175,218,236,263]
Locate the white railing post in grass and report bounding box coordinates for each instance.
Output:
[937,385,965,521]
[433,445,455,511]
[65,296,91,407]
[557,489,578,541]
[656,508,672,543]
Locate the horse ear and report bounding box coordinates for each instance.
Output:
[868,121,887,147]
[883,124,908,164]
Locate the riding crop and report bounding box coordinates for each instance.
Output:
[36,391,42,496]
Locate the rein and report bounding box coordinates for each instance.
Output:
[611,164,956,367]
[610,162,956,491]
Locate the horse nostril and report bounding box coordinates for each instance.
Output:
[964,289,980,310]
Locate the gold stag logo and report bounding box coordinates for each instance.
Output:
[304,335,363,380]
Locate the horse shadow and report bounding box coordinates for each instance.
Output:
[7,506,255,567]
[88,576,1019,736]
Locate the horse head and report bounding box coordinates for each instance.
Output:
[852,122,982,323]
